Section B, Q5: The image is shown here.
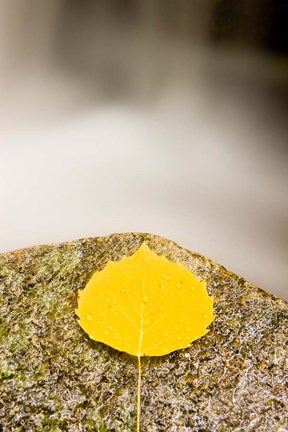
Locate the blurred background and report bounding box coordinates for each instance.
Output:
[0,0,287,299]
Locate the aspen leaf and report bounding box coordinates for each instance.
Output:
[76,242,214,356]
[76,242,214,431]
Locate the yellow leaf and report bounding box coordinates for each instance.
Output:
[76,242,214,356]
[76,242,214,431]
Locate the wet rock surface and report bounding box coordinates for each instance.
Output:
[0,233,287,431]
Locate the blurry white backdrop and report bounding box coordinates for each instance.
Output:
[0,0,288,299]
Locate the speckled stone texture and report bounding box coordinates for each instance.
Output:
[0,233,287,432]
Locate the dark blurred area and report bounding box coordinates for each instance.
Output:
[212,0,288,53]
[0,1,288,299]
[52,0,288,101]
[59,0,288,52]
[1,1,288,99]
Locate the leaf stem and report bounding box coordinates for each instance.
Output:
[137,355,141,432]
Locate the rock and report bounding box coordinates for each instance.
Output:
[0,233,287,431]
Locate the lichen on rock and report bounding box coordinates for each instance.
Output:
[0,233,287,431]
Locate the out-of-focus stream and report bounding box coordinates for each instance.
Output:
[0,1,288,299]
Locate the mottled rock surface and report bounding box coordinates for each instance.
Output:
[0,233,287,432]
